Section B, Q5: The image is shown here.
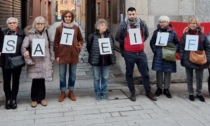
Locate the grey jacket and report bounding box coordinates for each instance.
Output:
[21,26,54,79]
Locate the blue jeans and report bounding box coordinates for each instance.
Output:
[59,64,77,92]
[124,51,151,94]
[92,66,110,94]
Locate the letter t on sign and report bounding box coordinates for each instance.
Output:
[60,28,75,46]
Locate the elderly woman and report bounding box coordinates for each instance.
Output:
[0,17,25,109]
[179,17,210,102]
[87,19,116,101]
[22,16,54,107]
[54,10,83,102]
[150,16,179,98]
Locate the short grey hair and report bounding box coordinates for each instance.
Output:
[95,19,108,30]
[32,16,48,28]
[6,17,18,24]
[158,16,170,23]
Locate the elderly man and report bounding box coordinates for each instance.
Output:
[115,7,156,102]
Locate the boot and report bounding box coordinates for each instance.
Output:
[69,91,76,101]
[58,92,66,102]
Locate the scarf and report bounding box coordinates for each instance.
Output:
[126,18,140,29]
[63,21,75,28]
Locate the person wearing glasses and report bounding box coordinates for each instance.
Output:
[54,10,83,102]
[179,17,210,102]
[0,17,25,109]
[150,16,179,98]
[22,16,54,107]
[115,7,156,102]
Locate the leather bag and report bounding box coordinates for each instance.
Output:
[9,55,25,68]
[190,50,207,65]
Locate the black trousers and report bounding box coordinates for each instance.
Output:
[2,67,22,100]
[31,78,46,102]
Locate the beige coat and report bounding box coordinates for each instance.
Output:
[21,26,54,79]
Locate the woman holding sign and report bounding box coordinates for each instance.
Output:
[54,10,83,102]
[179,17,210,102]
[22,16,54,107]
[0,17,25,109]
[150,16,179,98]
[87,19,116,101]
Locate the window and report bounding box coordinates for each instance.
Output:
[97,2,100,16]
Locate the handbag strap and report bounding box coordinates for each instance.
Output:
[46,29,50,49]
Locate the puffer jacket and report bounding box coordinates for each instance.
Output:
[21,26,54,79]
[179,28,210,69]
[1,27,25,69]
[115,18,149,56]
[150,24,179,72]
[87,30,116,66]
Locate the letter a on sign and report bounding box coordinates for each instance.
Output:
[128,28,142,45]
[155,32,169,46]
[60,28,75,46]
[185,35,198,51]
[2,35,17,53]
[32,39,45,57]
[98,38,112,55]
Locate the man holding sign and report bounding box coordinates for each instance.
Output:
[115,7,156,102]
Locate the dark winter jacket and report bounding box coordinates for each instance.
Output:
[0,28,3,66]
[150,24,179,72]
[0,27,25,69]
[115,18,149,56]
[87,30,116,66]
[179,28,210,69]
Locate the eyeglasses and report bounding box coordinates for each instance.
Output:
[8,22,17,25]
[36,23,45,26]
[189,23,197,25]
[64,16,72,18]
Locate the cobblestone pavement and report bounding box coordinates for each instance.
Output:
[0,27,210,126]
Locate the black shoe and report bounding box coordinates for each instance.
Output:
[163,89,172,98]
[5,99,11,109]
[129,94,136,102]
[189,95,194,101]
[155,88,162,96]
[197,95,205,102]
[11,99,17,109]
[146,91,157,101]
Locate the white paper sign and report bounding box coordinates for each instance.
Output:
[155,32,169,46]
[60,28,75,45]
[2,35,18,53]
[32,39,45,57]
[128,28,142,45]
[185,35,199,51]
[98,38,112,55]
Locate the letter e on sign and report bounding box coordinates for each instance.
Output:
[98,38,112,55]
[32,39,45,57]
[2,35,17,53]
[60,28,75,46]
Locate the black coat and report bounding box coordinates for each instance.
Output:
[0,27,25,69]
[87,30,116,66]
[179,28,210,69]
[150,25,179,72]
[0,28,3,66]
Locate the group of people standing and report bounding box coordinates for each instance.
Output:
[0,7,210,110]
